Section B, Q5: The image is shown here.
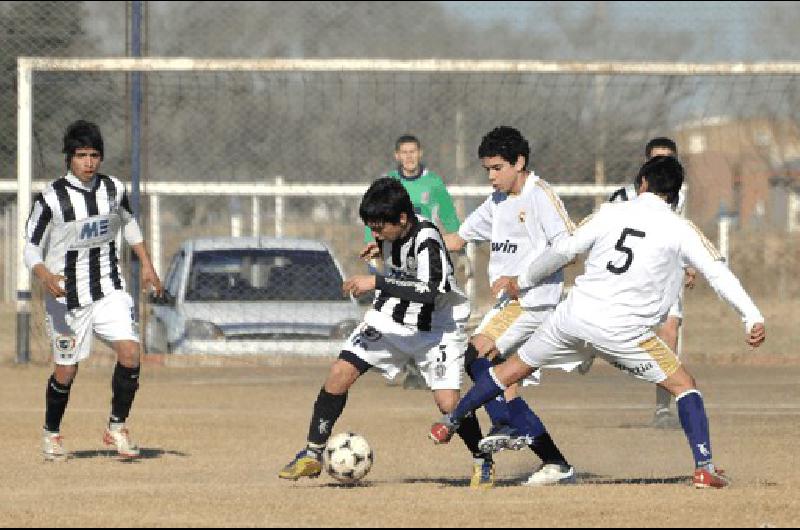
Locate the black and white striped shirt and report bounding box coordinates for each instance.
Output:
[25,172,143,310]
[373,215,466,331]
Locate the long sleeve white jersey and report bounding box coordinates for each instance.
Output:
[525,193,762,342]
[458,173,574,308]
[24,172,143,310]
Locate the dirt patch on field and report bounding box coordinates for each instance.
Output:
[0,360,797,527]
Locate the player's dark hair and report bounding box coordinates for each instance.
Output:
[645,137,677,159]
[63,120,104,167]
[637,155,684,206]
[359,177,415,225]
[635,137,678,189]
[478,126,530,169]
[395,134,420,151]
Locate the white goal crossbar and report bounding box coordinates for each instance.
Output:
[16,56,800,362]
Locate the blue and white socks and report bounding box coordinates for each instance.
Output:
[676,389,713,468]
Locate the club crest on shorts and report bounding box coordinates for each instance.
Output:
[519,211,527,223]
[55,335,76,352]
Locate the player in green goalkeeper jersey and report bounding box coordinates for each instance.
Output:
[365,135,462,389]
[365,135,460,243]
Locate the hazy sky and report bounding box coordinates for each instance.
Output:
[440,1,786,61]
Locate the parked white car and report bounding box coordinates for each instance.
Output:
[145,237,362,356]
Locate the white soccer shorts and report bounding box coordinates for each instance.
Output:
[475,298,581,386]
[341,307,468,391]
[518,302,682,385]
[44,290,139,366]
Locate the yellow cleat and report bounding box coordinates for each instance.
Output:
[279,450,323,481]
[470,458,495,489]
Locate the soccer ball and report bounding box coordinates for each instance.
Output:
[324,432,374,484]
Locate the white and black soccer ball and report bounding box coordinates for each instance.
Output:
[324,432,374,484]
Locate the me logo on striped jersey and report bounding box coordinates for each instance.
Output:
[80,219,110,240]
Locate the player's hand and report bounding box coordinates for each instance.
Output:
[684,267,698,289]
[746,322,766,348]
[343,275,376,297]
[141,264,163,296]
[491,276,520,300]
[359,242,381,262]
[38,270,66,298]
[444,233,466,252]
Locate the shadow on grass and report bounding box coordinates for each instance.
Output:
[67,448,190,463]
[299,471,693,488]
[401,471,693,487]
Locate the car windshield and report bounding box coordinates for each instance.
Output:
[185,249,346,302]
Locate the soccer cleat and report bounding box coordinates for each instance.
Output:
[523,463,576,486]
[577,356,595,375]
[103,425,140,458]
[693,466,729,489]
[278,450,323,481]
[651,409,681,430]
[478,424,530,454]
[402,361,428,390]
[470,458,495,489]
[429,417,457,445]
[42,430,68,461]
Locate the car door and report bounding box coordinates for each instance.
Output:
[147,250,186,352]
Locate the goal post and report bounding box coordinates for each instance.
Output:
[14,57,800,362]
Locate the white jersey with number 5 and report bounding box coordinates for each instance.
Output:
[562,192,762,343]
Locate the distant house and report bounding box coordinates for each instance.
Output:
[674,117,800,232]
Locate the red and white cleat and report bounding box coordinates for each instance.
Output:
[693,466,729,489]
[103,425,141,458]
[42,430,68,461]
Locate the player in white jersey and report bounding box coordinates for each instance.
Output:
[429,157,766,489]
[605,137,694,428]
[444,126,577,486]
[280,178,496,488]
[24,121,162,460]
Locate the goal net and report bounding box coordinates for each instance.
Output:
[8,58,800,361]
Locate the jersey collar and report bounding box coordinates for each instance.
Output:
[636,192,673,210]
[396,164,426,181]
[65,171,99,192]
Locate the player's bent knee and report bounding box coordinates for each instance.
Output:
[659,366,696,396]
[54,365,78,385]
[470,334,496,357]
[433,389,460,413]
[114,340,141,368]
[325,355,366,393]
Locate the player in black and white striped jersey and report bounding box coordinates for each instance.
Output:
[24,120,162,460]
[280,178,496,488]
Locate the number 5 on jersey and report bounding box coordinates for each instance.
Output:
[607,228,646,274]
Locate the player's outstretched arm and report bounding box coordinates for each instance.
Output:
[517,213,602,290]
[131,242,163,296]
[443,232,466,252]
[342,275,376,298]
[680,222,764,345]
[747,322,766,348]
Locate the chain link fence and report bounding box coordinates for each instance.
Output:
[2,2,800,363]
